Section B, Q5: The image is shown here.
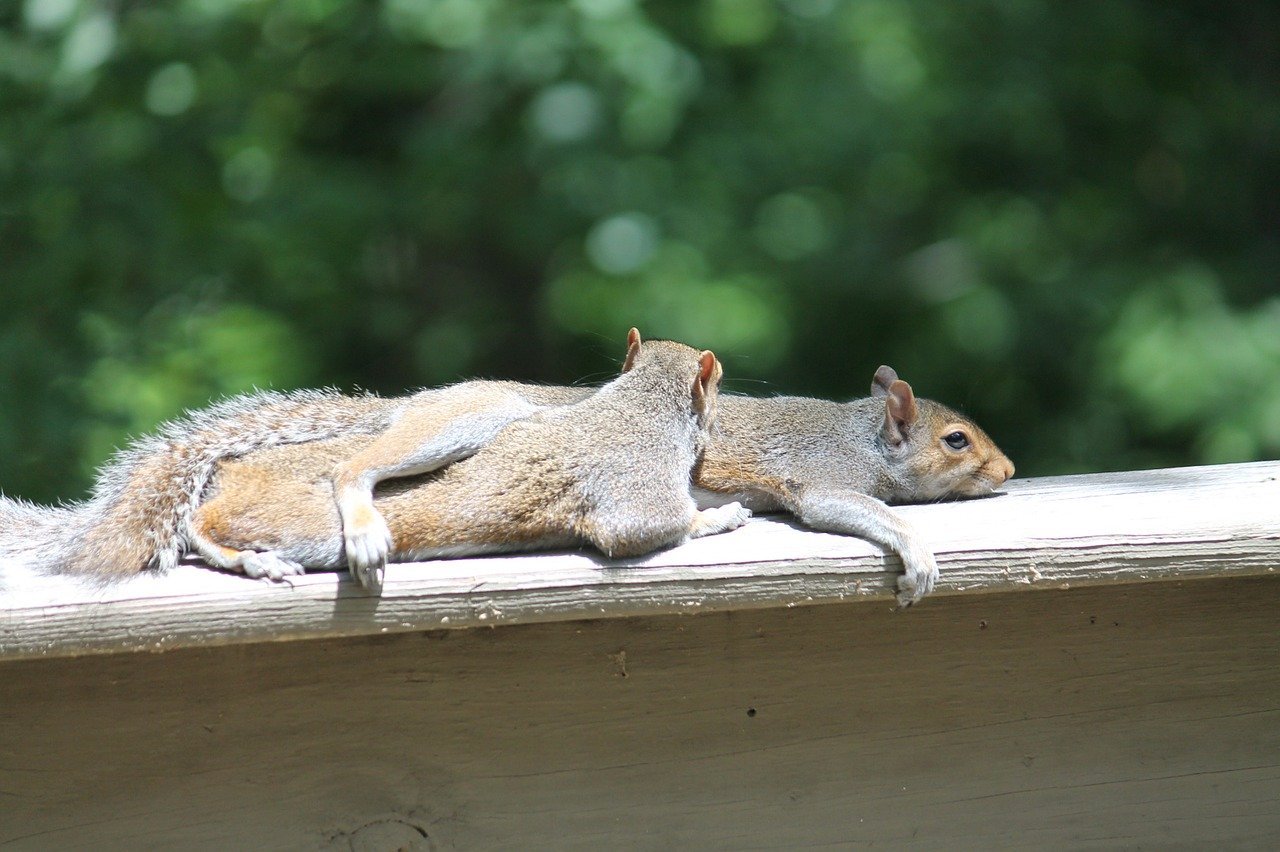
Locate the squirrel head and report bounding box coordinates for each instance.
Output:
[622,328,723,434]
[871,365,1015,501]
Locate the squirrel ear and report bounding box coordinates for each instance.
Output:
[622,328,643,372]
[881,379,918,447]
[871,365,899,398]
[692,350,718,413]
[698,350,717,387]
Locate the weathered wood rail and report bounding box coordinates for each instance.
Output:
[2,461,1278,847]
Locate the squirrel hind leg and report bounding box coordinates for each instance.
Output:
[580,517,680,560]
[187,506,308,582]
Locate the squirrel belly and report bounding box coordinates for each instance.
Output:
[190,433,587,569]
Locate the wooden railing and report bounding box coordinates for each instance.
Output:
[4,461,1277,660]
[3,461,1279,847]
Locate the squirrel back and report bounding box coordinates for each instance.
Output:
[393,337,723,559]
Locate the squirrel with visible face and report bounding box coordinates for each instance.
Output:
[0,333,1013,605]
[693,365,1013,602]
[184,330,750,577]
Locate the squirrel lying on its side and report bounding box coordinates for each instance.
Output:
[187,330,750,579]
[0,333,1012,605]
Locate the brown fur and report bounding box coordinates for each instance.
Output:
[693,455,797,507]
[191,334,749,572]
[4,330,1011,608]
[191,358,1010,604]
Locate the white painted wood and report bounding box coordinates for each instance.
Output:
[2,460,1278,660]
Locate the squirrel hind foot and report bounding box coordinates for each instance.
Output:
[688,502,753,539]
[240,551,306,582]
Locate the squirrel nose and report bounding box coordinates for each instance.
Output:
[996,456,1015,484]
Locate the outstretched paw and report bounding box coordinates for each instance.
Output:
[241,551,306,582]
[690,502,753,539]
[345,506,393,593]
[895,544,938,608]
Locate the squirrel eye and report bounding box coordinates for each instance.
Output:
[943,431,970,450]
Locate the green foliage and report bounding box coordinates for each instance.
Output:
[2,0,1278,501]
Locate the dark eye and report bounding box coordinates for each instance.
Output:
[943,431,969,450]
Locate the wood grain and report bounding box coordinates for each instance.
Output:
[2,460,1278,660]
[2,577,1278,848]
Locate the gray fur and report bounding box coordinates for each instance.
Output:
[0,360,1010,608]
[0,381,589,581]
[188,340,739,577]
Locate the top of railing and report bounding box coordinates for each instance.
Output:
[2,461,1277,661]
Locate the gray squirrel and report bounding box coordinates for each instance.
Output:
[187,331,750,582]
[0,332,1013,605]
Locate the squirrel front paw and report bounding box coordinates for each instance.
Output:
[689,502,753,539]
[344,504,394,593]
[895,544,938,608]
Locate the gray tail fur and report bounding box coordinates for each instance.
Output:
[0,496,95,574]
[6,388,396,580]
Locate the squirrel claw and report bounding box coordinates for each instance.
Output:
[350,561,385,594]
[895,546,938,608]
[346,549,387,593]
[345,510,393,593]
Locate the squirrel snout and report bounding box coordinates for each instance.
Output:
[970,455,1014,493]
[991,456,1015,485]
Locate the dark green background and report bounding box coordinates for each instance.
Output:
[3,0,1278,503]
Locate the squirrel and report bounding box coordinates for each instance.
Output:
[0,335,1012,605]
[692,365,1014,602]
[184,330,751,578]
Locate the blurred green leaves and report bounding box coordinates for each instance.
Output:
[547,240,790,366]
[1107,267,1280,463]
[1,0,1278,502]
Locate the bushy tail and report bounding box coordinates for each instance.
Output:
[48,389,400,579]
[0,495,96,572]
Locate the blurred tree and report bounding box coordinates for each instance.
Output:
[1,0,1277,502]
